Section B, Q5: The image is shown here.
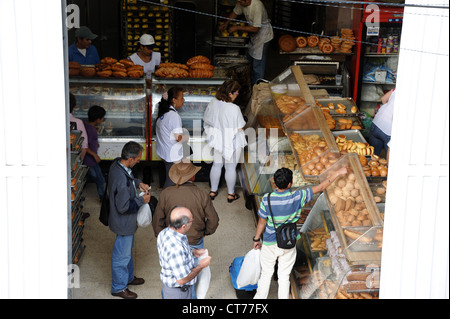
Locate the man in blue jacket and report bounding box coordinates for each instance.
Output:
[108,141,151,299]
[68,26,100,65]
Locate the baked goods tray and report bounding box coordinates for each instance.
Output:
[332,130,367,144]
[316,97,359,116]
[331,116,365,131]
[214,36,248,46]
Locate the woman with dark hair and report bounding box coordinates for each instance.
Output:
[203,79,247,203]
[155,87,186,188]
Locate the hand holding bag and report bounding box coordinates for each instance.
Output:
[136,192,152,228]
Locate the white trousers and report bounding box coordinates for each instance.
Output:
[254,244,297,299]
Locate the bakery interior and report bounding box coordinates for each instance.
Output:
[61,0,446,300]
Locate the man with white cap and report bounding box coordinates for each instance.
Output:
[68,26,101,65]
[128,34,161,79]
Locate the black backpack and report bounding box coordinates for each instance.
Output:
[267,193,298,249]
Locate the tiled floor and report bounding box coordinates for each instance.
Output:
[71,175,278,299]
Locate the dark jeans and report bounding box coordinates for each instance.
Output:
[86,164,105,200]
[247,41,270,86]
[162,159,175,189]
[369,123,391,156]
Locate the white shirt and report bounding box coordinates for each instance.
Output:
[129,51,161,79]
[373,90,395,136]
[203,98,247,161]
[234,0,273,60]
[155,106,184,162]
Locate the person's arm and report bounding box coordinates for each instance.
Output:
[151,193,167,237]
[381,89,394,105]
[253,217,266,250]
[176,256,212,286]
[219,11,238,32]
[228,24,260,34]
[85,147,101,163]
[311,167,348,194]
[204,197,220,236]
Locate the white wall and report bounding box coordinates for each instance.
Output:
[380,0,449,299]
[0,0,69,298]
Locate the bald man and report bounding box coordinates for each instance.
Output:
[156,207,212,299]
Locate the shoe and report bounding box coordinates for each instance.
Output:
[209,191,218,200]
[81,212,90,220]
[111,288,137,299]
[227,193,240,203]
[128,276,145,285]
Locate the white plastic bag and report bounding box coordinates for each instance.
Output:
[236,249,261,288]
[137,192,152,228]
[195,249,211,299]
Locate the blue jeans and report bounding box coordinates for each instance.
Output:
[248,41,270,85]
[369,123,391,156]
[111,235,135,293]
[86,164,105,200]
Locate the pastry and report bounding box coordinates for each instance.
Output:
[307,35,319,47]
[296,36,307,48]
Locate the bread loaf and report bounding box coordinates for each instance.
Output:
[186,55,211,66]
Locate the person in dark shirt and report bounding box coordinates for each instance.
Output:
[83,105,106,201]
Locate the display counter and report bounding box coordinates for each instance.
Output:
[240,65,386,299]
[69,77,148,160]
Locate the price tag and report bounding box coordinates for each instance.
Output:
[367,26,379,36]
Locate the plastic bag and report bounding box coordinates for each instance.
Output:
[236,249,261,288]
[195,249,211,299]
[137,192,152,228]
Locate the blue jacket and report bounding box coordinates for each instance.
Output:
[68,42,100,65]
[108,158,145,236]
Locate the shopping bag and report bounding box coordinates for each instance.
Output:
[137,192,152,228]
[194,249,211,299]
[236,249,261,288]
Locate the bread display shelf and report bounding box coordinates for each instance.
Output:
[321,153,383,264]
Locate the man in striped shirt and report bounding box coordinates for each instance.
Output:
[157,207,212,299]
[252,166,348,299]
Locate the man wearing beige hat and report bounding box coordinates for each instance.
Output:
[152,161,219,250]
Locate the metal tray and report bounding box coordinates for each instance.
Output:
[332,130,367,144]
[343,226,383,252]
[331,116,365,131]
[316,97,359,116]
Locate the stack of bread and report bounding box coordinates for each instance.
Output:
[187,56,214,78]
[335,134,375,156]
[339,28,356,53]
[360,154,388,178]
[69,61,81,76]
[155,63,189,78]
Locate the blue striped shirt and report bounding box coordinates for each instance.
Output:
[258,188,313,246]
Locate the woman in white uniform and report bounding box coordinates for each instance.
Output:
[155,87,186,188]
[204,80,247,203]
[128,34,161,80]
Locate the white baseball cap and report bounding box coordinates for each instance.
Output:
[139,34,155,46]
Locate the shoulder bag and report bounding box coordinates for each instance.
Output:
[267,193,297,249]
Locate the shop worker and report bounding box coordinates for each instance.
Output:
[68,26,101,65]
[152,161,219,250]
[108,141,151,299]
[252,166,348,299]
[369,88,396,156]
[219,0,273,85]
[128,34,161,80]
[157,206,212,299]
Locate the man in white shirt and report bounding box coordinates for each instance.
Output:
[219,0,273,85]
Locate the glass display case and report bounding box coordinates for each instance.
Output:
[294,193,382,299]
[69,77,148,160]
[150,76,226,162]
